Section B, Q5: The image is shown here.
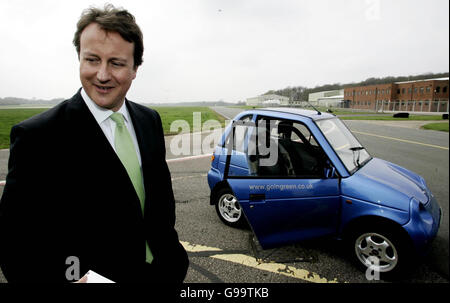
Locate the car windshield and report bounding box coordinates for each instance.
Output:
[316,117,371,173]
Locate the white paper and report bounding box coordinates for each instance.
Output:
[84,270,115,283]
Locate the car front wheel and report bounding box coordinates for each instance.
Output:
[214,189,246,228]
[355,232,399,273]
[349,227,411,279]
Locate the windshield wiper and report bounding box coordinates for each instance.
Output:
[350,146,364,168]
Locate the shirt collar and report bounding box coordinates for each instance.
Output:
[81,88,130,124]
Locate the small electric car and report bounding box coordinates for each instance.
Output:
[207,108,441,276]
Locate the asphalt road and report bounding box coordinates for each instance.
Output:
[0,107,448,283]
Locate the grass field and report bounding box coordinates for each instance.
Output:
[152,106,226,135]
[0,106,226,149]
[421,122,449,132]
[315,107,378,115]
[339,115,445,121]
[0,108,48,149]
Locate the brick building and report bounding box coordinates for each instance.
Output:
[343,77,449,112]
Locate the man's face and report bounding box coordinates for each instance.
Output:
[79,23,137,112]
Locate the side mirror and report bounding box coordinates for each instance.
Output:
[324,165,336,178]
[248,155,258,162]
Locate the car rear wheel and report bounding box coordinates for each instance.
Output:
[214,188,246,228]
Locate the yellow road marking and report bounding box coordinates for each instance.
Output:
[181,241,222,253]
[353,131,449,150]
[211,253,338,283]
[181,241,340,283]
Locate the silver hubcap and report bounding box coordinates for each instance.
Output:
[355,232,398,272]
[218,194,241,223]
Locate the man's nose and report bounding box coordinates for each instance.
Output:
[96,63,111,83]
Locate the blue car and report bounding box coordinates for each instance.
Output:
[207,108,441,276]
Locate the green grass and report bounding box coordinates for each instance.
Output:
[228,105,257,110]
[0,106,227,149]
[315,107,376,115]
[339,115,445,121]
[0,108,48,149]
[421,122,449,132]
[151,106,226,135]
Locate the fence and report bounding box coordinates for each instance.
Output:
[375,100,449,113]
[256,99,449,113]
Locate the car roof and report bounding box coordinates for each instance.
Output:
[242,107,335,121]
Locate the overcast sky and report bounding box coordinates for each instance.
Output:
[0,0,448,103]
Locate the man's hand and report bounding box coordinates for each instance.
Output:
[73,270,115,283]
[73,275,88,283]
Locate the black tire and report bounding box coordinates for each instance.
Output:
[214,188,247,228]
[348,226,412,280]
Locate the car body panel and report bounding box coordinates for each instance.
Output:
[403,196,442,254]
[341,158,428,212]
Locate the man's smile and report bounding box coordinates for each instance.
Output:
[94,84,115,94]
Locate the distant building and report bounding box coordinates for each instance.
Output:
[286,100,304,106]
[344,77,449,112]
[262,99,281,106]
[308,89,344,102]
[317,95,345,107]
[246,94,290,106]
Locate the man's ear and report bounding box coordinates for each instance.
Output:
[132,66,139,79]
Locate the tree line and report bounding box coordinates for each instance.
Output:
[0,97,64,106]
[264,72,449,101]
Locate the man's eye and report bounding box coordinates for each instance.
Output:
[85,58,98,63]
[111,61,125,67]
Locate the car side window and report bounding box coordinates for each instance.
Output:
[291,123,319,147]
[282,121,325,177]
[223,115,256,177]
[228,116,329,179]
[224,115,253,149]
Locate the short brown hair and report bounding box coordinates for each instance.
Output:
[73,4,144,68]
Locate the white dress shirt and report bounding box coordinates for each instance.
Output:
[81,88,142,166]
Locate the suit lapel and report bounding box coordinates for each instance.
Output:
[67,91,119,166]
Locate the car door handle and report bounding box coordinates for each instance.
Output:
[249,193,265,201]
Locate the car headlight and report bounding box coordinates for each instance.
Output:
[411,197,424,211]
[419,176,427,188]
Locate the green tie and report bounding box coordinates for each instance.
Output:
[110,112,153,264]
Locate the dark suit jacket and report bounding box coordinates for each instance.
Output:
[0,90,189,283]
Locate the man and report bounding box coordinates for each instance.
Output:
[0,4,188,283]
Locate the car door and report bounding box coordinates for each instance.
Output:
[225,116,341,249]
